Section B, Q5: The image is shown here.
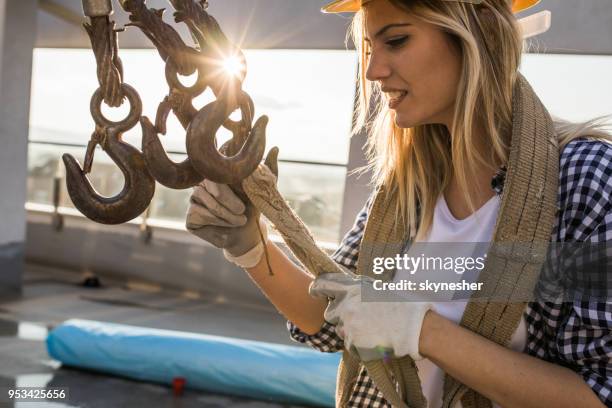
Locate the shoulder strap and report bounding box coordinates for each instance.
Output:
[442,74,559,408]
[347,185,428,407]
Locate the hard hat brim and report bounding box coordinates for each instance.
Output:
[321,0,541,14]
[321,0,361,13]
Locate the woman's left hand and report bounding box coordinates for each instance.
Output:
[309,272,432,361]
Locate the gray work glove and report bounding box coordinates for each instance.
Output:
[310,272,433,362]
[186,148,278,267]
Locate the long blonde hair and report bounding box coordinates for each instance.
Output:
[350,0,612,241]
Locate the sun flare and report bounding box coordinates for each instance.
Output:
[222,55,246,78]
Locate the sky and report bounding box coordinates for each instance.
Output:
[29,48,357,166]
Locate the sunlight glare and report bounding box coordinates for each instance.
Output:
[222,55,246,78]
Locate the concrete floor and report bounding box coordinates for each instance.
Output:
[0,264,313,408]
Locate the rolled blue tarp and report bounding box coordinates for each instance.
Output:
[47,319,340,407]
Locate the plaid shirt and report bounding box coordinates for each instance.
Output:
[288,138,612,407]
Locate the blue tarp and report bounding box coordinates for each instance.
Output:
[47,319,340,407]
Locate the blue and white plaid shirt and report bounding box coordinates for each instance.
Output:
[288,138,612,407]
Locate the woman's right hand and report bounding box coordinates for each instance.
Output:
[186,180,265,259]
[186,147,279,263]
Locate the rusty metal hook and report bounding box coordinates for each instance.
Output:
[186,91,266,185]
[141,60,208,189]
[62,83,156,224]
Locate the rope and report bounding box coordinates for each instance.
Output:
[242,165,344,278]
[83,16,124,107]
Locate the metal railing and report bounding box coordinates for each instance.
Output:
[27,140,347,244]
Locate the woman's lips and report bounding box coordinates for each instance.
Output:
[387,91,408,109]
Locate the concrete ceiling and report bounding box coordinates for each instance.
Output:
[35,0,353,50]
[35,0,612,54]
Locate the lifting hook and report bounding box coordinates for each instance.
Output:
[186,91,266,185]
[141,60,208,189]
[62,84,156,224]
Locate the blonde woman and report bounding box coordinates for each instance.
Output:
[186,0,611,406]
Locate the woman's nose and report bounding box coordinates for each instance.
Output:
[365,51,392,82]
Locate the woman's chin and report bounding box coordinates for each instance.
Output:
[393,114,418,129]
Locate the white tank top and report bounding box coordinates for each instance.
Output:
[393,193,527,408]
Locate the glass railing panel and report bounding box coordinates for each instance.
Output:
[27,143,346,243]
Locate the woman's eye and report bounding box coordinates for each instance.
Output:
[385,36,409,48]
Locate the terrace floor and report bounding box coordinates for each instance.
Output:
[0,263,311,408]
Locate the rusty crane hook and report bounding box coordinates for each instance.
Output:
[141,60,208,189]
[62,84,156,224]
[186,90,266,185]
[142,57,255,189]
